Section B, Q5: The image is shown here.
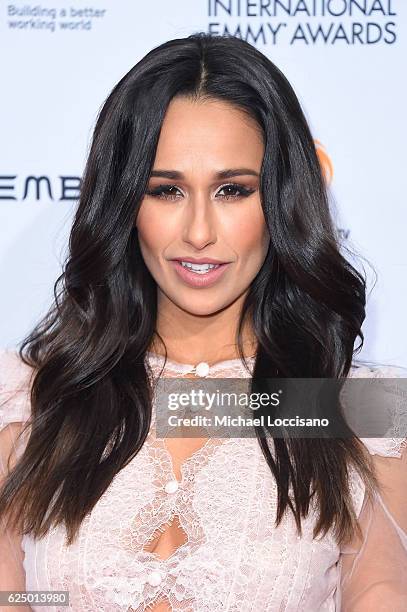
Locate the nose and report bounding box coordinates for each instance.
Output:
[181,195,217,251]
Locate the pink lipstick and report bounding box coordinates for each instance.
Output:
[169,258,231,288]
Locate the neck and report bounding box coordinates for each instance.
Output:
[150,292,257,365]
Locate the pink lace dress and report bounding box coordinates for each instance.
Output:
[0,349,406,611]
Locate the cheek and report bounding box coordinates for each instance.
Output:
[136,204,174,254]
[226,205,269,259]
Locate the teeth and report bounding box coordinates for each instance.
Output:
[180,261,220,274]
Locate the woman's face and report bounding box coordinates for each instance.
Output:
[135,96,270,317]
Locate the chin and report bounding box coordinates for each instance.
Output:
[175,297,230,317]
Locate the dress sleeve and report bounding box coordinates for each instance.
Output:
[0,349,33,610]
[338,365,407,610]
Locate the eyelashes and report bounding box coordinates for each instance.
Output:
[145,183,256,202]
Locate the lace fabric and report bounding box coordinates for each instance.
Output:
[0,349,406,611]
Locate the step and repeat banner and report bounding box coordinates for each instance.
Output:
[1,1,406,366]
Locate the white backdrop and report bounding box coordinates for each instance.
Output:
[1,0,406,367]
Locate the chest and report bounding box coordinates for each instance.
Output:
[22,428,344,611]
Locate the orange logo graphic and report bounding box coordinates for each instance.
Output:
[314,139,334,185]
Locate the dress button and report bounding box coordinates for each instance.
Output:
[164,479,179,494]
[195,361,210,377]
[147,570,164,586]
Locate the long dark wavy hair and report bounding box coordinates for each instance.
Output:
[0,32,378,547]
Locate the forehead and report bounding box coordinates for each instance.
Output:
[152,97,264,173]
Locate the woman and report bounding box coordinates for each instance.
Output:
[0,32,406,611]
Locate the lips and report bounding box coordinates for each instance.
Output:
[170,259,230,288]
[171,257,229,265]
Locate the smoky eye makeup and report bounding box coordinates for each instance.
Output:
[145,184,182,200]
[145,182,257,201]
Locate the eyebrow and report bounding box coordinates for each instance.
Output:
[149,168,259,180]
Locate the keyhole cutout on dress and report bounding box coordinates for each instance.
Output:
[145,595,172,612]
[141,513,188,561]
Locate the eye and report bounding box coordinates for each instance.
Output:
[216,183,256,200]
[145,184,182,201]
